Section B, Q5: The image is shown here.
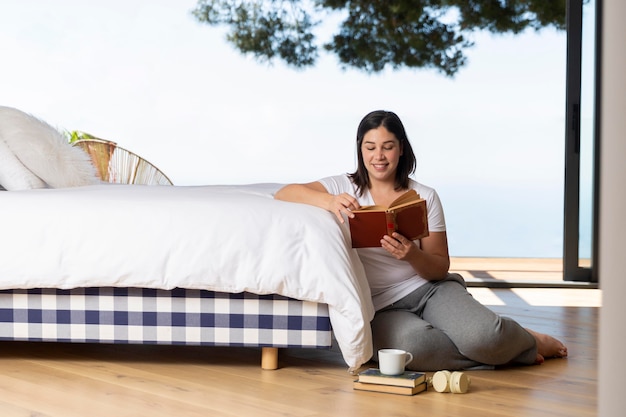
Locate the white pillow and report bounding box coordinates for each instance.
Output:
[0,132,47,190]
[0,106,100,189]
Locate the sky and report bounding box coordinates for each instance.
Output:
[1,0,571,258]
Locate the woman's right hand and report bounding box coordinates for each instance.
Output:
[327,193,360,223]
[275,183,359,224]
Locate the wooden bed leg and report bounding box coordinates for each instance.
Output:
[261,347,279,370]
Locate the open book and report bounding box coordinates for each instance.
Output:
[348,189,429,248]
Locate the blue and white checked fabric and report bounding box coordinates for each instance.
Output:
[0,288,332,348]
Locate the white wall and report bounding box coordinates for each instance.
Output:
[598,1,626,415]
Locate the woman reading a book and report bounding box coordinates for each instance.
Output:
[275,110,567,371]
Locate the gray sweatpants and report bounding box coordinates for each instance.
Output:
[371,273,538,371]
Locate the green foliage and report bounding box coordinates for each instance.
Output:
[65,130,98,144]
[192,0,566,76]
[194,0,318,67]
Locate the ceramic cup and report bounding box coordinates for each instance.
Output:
[378,348,414,375]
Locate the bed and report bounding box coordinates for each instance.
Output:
[0,183,375,372]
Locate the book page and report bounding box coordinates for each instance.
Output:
[353,205,387,212]
[389,189,421,210]
[355,190,421,213]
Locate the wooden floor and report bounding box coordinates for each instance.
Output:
[0,258,600,417]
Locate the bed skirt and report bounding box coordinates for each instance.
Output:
[0,288,333,350]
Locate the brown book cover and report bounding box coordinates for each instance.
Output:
[348,190,429,248]
[353,381,427,396]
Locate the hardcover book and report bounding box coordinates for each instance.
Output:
[348,189,429,248]
[356,368,426,388]
[353,381,427,396]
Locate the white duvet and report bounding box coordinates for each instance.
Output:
[0,183,375,371]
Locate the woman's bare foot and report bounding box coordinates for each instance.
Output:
[526,328,568,364]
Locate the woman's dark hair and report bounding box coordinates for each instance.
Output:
[349,110,416,196]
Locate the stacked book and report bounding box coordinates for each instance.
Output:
[353,368,427,396]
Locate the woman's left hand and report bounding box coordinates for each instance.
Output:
[382,231,450,280]
[380,232,416,261]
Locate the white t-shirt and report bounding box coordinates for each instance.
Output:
[318,174,447,310]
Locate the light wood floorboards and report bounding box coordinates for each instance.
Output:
[0,259,599,417]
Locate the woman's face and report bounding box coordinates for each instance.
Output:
[361,126,402,184]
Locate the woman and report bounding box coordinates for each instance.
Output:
[275,110,567,371]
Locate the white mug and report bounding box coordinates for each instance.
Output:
[378,348,414,375]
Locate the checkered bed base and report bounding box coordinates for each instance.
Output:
[0,288,332,348]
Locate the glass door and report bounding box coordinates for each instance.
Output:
[563,0,599,283]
